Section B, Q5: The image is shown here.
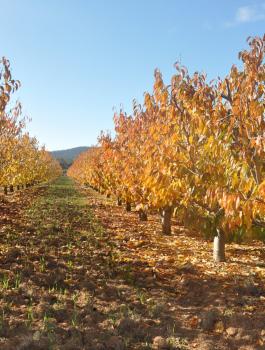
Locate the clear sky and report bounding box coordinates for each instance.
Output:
[1,0,265,150]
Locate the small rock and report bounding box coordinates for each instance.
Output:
[226,327,238,336]
[152,336,168,349]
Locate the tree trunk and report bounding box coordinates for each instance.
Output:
[138,209,148,221]
[4,186,7,195]
[17,185,20,191]
[213,229,226,262]
[161,206,172,235]
[126,202,131,212]
[10,185,14,193]
[26,184,30,188]
[117,198,122,206]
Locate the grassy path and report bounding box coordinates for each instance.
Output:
[0,177,127,349]
[1,176,191,350]
[0,176,265,349]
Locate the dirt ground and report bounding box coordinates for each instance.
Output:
[0,177,264,349]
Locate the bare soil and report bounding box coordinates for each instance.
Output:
[0,176,264,349]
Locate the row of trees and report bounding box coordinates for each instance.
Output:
[68,35,265,262]
[0,57,62,193]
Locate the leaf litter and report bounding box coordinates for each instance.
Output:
[0,177,264,349]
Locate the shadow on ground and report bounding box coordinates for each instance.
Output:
[0,177,264,349]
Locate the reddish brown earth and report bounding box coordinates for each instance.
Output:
[0,176,264,349]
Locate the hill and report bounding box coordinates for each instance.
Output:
[51,146,90,169]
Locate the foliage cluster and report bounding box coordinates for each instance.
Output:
[0,58,62,189]
[68,36,265,259]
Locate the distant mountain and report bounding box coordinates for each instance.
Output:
[51,146,90,169]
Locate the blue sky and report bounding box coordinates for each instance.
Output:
[1,0,265,150]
